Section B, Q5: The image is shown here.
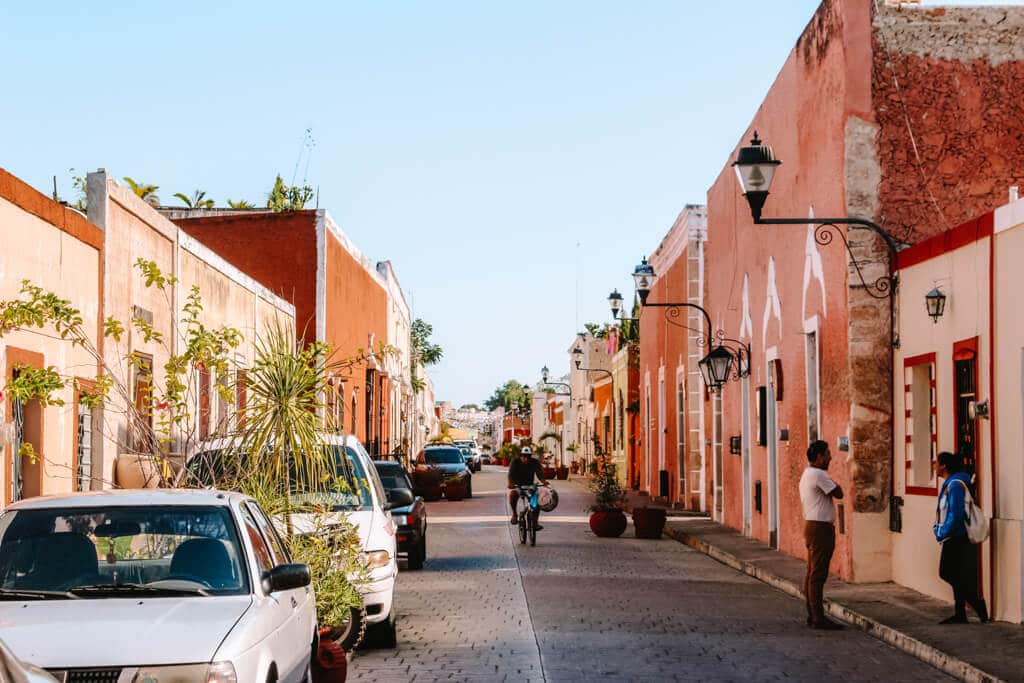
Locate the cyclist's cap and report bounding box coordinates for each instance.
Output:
[520,447,532,455]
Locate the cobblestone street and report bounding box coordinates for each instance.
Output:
[349,467,949,682]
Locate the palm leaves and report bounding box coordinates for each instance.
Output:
[122,177,161,208]
[174,189,215,209]
[227,199,255,209]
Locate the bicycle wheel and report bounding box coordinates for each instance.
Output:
[518,508,527,544]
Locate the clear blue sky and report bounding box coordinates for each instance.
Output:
[0,1,1000,407]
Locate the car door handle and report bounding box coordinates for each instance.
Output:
[290,596,298,609]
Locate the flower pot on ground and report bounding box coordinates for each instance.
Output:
[586,452,627,538]
[569,462,579,475]
[589,509,628,537]
[631,506,667,539]
[555,466,569,480]
[115,453,163,489]
[541,466,557,480]
[444,477,468,501]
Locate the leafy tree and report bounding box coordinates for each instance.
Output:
[173,189,215,209]
[410,318,442,393]
[583,322,608,339]
[618,294,641,344]
[227,198,255,209]
[69,169,88,211]
[266,174,314,212]
[459,403,480,411]
[122,177,161,208]
[484,380,531,413]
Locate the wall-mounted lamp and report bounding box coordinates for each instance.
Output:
[925,287,946,323]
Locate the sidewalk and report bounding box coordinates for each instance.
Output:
[662,518,1024,683]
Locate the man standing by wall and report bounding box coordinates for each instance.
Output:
[800,440,844,630]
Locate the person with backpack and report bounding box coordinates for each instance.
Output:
[933,451,989,624]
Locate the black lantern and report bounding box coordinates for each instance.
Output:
[731,132,781,222]
[698,346,735,391]
[572,346,584,369]
[608,289,623,319]
[541,365,550,383]
[632,257,655,305]
[925,287,946,323]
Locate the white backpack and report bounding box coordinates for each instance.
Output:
[955,479,990,544]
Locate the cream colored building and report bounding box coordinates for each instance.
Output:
[893,193,1024,623]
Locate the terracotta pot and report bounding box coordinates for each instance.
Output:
[588,509,627,538]
[313,638,347,682]
[555,466,569,480]
[541,466,557,480]
[632,507,667,539]
[569,462,579,474]
[420,484,442,502]
[115,454,162,489]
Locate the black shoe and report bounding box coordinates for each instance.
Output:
[939,614,968,624]
[971,600,990,623]
[510,515,518,525]
[534,524,544,531]
[811,619,844,630]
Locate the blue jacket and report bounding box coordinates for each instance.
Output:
[933,472,971,542]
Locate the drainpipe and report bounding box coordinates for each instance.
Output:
[987,230,997,616]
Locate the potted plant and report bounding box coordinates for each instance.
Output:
[631,506,667,539]
[567,443,579,474]
[555,464,569,480]
[413,465,444,502]
[586,453,627,538]
[444,475,468,501]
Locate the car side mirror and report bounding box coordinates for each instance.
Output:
[262,563,311,593]
[386,487,415,510]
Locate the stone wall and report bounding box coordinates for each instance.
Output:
[873,4,1024,245]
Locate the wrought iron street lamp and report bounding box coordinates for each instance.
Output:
[732,133,901,345]
[630,258,750,392]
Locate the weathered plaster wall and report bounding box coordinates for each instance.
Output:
[873,4,1024,245]
[0,172,102,503]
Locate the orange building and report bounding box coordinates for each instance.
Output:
[172,210,391,453]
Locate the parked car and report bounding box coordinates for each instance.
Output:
[415,446,473,498]
[373,461,427,570]
[458,446,481,472]
[0,489,317,683]
[186,433,408,649]
[0,638,57,682]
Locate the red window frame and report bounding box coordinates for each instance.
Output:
[903,352,938,496]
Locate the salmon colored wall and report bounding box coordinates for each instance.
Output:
[638,238,694,507]
[324,231,388,447]
[705,0,862,577]
[175,212,319,340]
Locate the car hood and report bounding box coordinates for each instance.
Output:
[290,510,380,551]
[429,464,468,476]
[0,596,252,668]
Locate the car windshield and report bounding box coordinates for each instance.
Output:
[373,465,408,491]
[187,444,374,512]
[424,449,464,464]
[0,505,248,597]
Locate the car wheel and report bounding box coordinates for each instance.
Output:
[408,535,425,570]
[328,604,367,652]
[367,610,398,648]
[466,479,473,498]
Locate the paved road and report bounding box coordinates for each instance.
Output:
[349,466,948,682]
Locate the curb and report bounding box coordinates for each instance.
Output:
[663,525,1004,683]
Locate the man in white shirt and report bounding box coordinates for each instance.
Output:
[799,439,844,630]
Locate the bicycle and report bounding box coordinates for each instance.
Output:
[514,484,542,546]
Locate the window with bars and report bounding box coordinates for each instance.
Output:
[76,399,93,492]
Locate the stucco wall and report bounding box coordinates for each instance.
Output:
[0,172,102,503]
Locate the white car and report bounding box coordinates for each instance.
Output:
[0,489,317,683]
[188,434,404,648]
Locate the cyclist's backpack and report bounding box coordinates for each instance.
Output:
[537,487,559,512]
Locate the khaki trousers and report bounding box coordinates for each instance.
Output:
[804,521,835,624]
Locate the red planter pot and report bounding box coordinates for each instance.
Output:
[589,509,627,538]
[631,507,667,539]
[313,638,347,682]
[541,466,557,480]
[555,466,569,480]
[569,462,579,474]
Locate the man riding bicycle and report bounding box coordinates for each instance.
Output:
[508,446,548,530]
